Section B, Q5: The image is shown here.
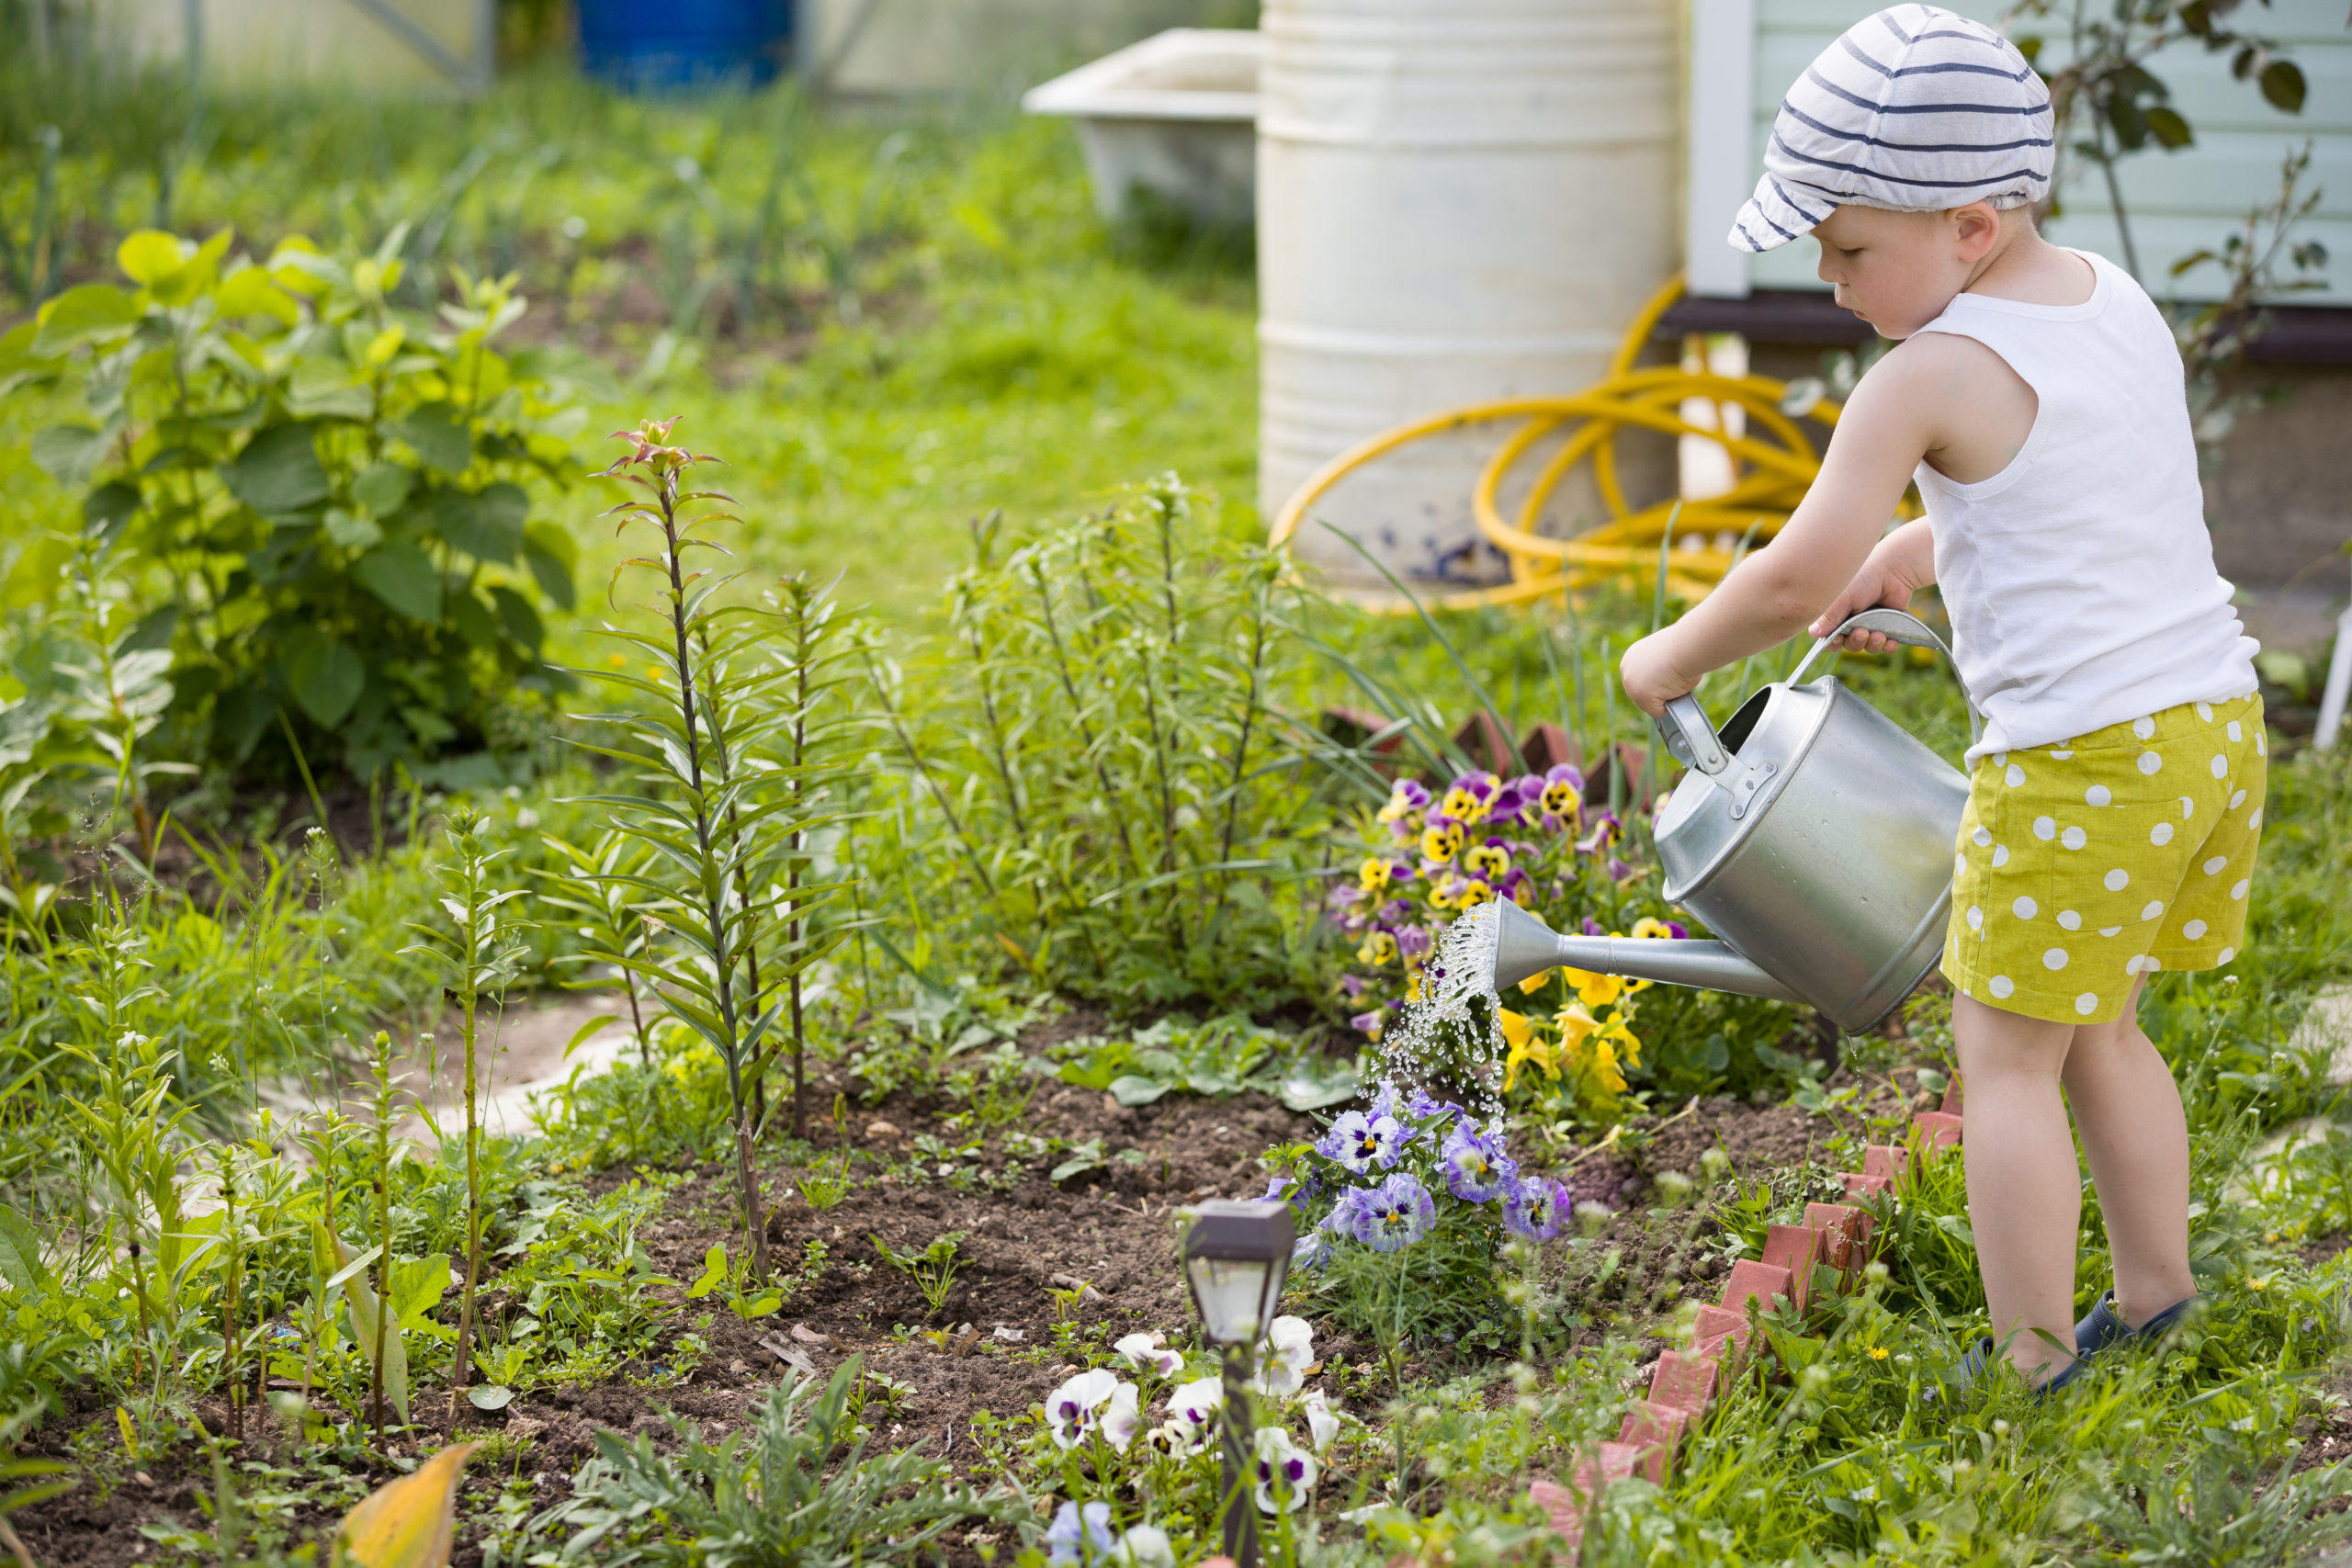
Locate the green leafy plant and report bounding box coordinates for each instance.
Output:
[546,1359,997,1568]
[683,1243,782,1323]
[570,416,850,1287]
[1,225,583,782]
[867,480,1334,1010]
[870,1232,965,1319]
[408,805,526,1431]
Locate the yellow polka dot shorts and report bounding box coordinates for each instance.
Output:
[1942,693,2267,1024]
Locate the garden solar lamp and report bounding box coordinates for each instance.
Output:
[1183,1200,1294,1568]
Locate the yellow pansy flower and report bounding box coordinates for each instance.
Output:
[1498,1008,1561,1090]
[1357,930,1397,966]
[1428,881,1457,911]
[1442,786,1490,825]
[1464,842,1510,881]
[1419,822,1464,863]
[1541,779,1582,824]
[1517,968,1554,994]
[1630,917,1676,941]
[1560,965,1625,1008]
[1360,857,1395,892]
[1456,879,1494,908]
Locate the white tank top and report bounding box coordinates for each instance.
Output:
[1912,249,2258,762]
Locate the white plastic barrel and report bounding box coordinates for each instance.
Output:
[1258,0,1679,587]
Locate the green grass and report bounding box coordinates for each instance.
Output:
[0,62,1259,627]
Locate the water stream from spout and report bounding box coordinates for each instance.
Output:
[1376,899,1507,1124]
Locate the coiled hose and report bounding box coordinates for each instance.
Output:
[1268,274,1904,609]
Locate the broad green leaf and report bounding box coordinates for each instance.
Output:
[523,521,577,609]
[466,1385,512,1411]
[393,404,473,476]
[391,1255,450,1334]
[1108,1074,1170,1108]
[433,485,525,565]
[2259,58,2305,114]
[285,630,366,728]
[30,423,110,489]
[224,423,331,515]
[685,1245,726,1300]
[352,461,413,517]
[352,541,441,623]
[324,508,384,551]
[117,231,190,285]
[215,265,300,326]
[322,1226,410,1422]
[0,1204,52,1293]
[30,284,139,355]
[84,480,141,546]
[449,592,498,649]
[3,535,73,609]
[333,1442,474,1568]
[1279,1063,1361,1113]
[489,584,542,652]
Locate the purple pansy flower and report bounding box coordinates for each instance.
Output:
[1350,1173,1437,1251]
[1502,1175,1572,1241]
[1578,811,1623,856]
[1338,973,1369,998]
[1439,1122,1518,1202]
[1394,924,1433,960]
[1046,1500,1116,1565]
[1377,778,1431,823]
[1320,1109,1406,1173]
[1349,1010,1385,1039]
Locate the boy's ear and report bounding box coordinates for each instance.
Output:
[1950,201,2003,264]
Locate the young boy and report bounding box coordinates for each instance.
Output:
[1620,4,2264,1391]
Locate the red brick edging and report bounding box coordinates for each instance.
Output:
[1529,1079,1964,1551]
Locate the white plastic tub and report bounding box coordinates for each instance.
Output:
[1023,28,1261,227]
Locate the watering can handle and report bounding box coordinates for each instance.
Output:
[1787,608,1984,746]
[1658,695,1730,776]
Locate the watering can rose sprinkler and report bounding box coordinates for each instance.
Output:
[1489,609,1978,1035]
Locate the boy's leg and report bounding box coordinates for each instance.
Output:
[2058,975,2196,1326]
[1951,992,2080,1382]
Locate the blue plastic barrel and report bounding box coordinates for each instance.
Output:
[576,0,793,90]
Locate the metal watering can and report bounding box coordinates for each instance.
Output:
[1491,609,1979,1034]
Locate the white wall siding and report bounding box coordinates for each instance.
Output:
[1714,0,2348,302]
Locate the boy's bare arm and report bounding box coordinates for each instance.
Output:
[1621,345,1952,716]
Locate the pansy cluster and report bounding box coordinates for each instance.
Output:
[1037,1319,1342,1563]
[1333,762,1691,1117]
[1283,1085,1571,1269]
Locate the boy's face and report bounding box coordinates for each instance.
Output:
[1811,202,2000,339]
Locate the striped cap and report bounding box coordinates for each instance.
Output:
[1729,5,2054,254]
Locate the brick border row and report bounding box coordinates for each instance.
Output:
[1527,1079,1964,1551]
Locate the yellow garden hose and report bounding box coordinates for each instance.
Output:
[1268,275,1905,610]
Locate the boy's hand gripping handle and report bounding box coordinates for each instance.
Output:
[1789,608,1984,746]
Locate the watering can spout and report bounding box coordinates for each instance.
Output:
[1488,897,1806,1006]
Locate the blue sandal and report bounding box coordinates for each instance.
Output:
[2074,1290,2203,1358]
[1940,1335,2088,1402]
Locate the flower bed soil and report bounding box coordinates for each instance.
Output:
[17,1035,1935,1568]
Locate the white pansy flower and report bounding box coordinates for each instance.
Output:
[1114,1526,1176,1568]
[1113,1330,1185,1378]
[1251,1315,1316,1396]
[1253,1426,1318,1513]
[1101,1379,1141,1451]
[1045,1368,1122,1449]
[1302,1388,1341,1452]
